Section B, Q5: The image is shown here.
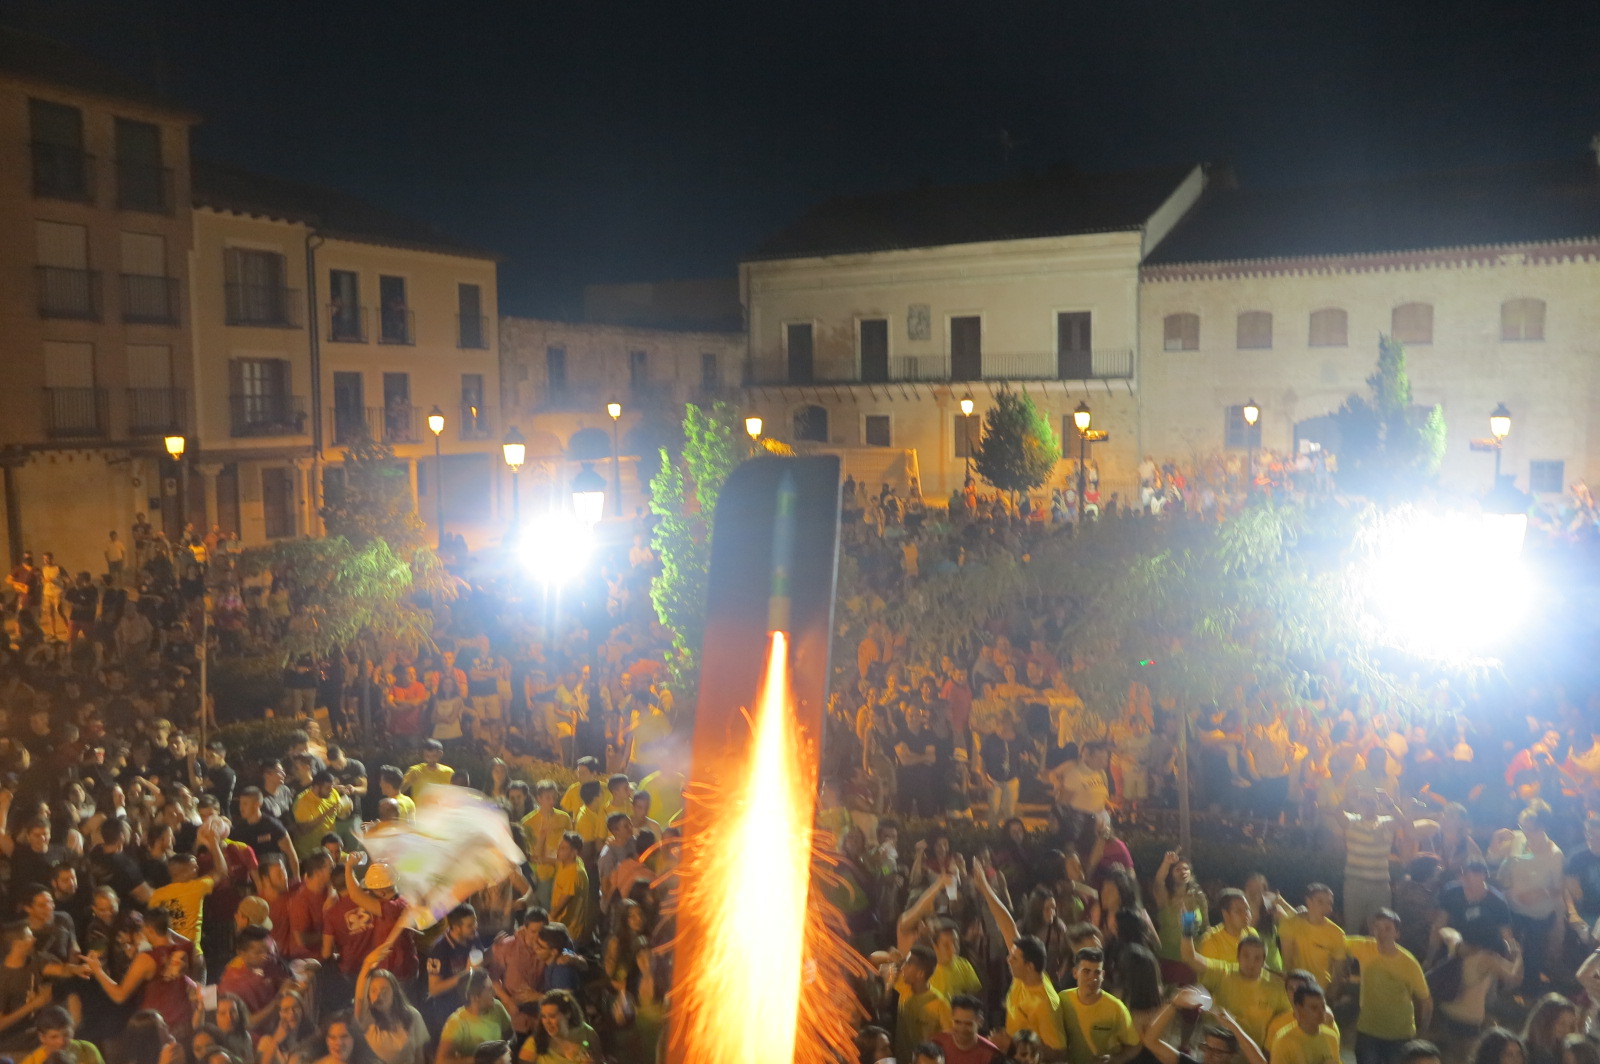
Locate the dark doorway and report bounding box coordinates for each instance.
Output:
[950,316,982,381]
[1057,311,1092,379]
[860,319,888,383]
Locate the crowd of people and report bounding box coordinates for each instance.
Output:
[1,481,1599,1064]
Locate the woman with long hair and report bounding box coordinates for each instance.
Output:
[1113,943,1165,1038]
[307,1014,362,1064]
[1150,850,1206,984]
[115,1010,181,1064]
[257,989,318,1064]
[353,947,428,1064]
[602,899,650,995]
[1471,1027,1528,1064]
[1523,994,1581,1064]
[1017,886,1072,988]
[212,992,257,1064]
[503,782,534,823]
[520,989,596,1064]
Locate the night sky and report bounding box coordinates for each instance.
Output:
[9,0,1600,317]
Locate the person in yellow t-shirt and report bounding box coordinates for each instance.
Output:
[1199,888,1261,963]
[1269,984,1342,1064]
[519,780,571,907]
[1139,987,1268,1064]
[972,852,1067,1055]
[894,944,953,1064]
[572,780,609,860]
[1056,947,1139,1064]
[400,740,454,800]
[1277,884,1347,990]
[293,771,354,858]
[931,922,982,1000]
[377,766,417,821]
[1181,934,1289,1051]
[1264,970,1339,1050]
[559,757,603,817]
[1345,909,1432,1055]
[549,832,595,945]
[146,851,215,949]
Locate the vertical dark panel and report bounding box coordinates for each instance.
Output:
[950,316,981,381]
[859,318,889,382]
[786,323,815,383]
[1057,311,1092,378]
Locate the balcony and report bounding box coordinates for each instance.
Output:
[121,273,179,324]
[37,266,101,320]
[457,314,488,349]
[127,388,185,435]
[43,388,107,438]
[31,142,93,202]
[329,405,419,446]
[115,160,172,213]
[458,403,492,440]
[326,304,368,343]
[230,394,306,437]
[378,306,414,345]
[225,283,302,328]
[744,348,1135,385]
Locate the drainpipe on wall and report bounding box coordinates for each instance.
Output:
[306,231,325,535]
[2,453,22,567]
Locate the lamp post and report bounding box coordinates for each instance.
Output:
[164,427,187,538]
[502,426,526,531]
[959,394,975,481]
[572,462,607,527]
[1242,398,1260,490]
[606,400,623,516]
[744,414,763,457]
[1073,401,1091,522]
[1490,402,1512,489]
[427,405,446,549]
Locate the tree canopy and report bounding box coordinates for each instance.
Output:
[974,390,1061,497]
[1332,335,1447,498]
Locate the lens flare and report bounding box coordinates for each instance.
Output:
[670,629,865,1064]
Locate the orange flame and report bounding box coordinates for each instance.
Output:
[671,630,866,1064]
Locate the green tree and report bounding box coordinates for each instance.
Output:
[319,432,444,594]
[1332,335,1447,497]
[649,401,741,696]
[973,389,1061,498]
[242,534,425,659]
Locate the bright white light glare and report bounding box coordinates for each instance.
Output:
[1358,507,1531,661]
[518,513,593,584]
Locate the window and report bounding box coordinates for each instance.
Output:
[457,283,486,348]
[378,275,411,343]
[859,318,889,383]
[1391,302,1433,344]
[700,353,719,391]
[36,220,96,319]
[794,404,828,443]
[1224,404,1261,450]
[950,315,982,381]
[332,371,365,444]
[114,118,166,212]
[1501,298,1545,342]
[127,344,176,433]
[1308,308,1347,347]
[229,358,297,436]
[460,374,489,439]
[954,414,980,458]
[328,269,363,341]
[225,248,293,326]
[261,467,295,539]
[546,346,567,394]
[786,323,814,384]
[43,340,99,437]
[30,99,89,201]
[382,372,413,443]
[864,415,892,447]
[1236,311,1272,350]
[121,231,173,323]
[1164,312,1200,351]
[629,350,649,390]
[1056,311,1093,378]
[1529,460,1564,494]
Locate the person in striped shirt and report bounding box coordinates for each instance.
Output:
[1342,787,1411,935]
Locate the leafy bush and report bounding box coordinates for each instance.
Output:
[210,655,286,722]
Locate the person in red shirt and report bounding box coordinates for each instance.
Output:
[932,994,1004,1064]
[387,667,429,739]
[217,926,296,1033]
[283,852,335,960]
[323,857,416,982]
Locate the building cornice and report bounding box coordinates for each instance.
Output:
[1140,238,1600,283]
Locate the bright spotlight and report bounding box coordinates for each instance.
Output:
[1356,506,1532,661]
[517,513,593,584]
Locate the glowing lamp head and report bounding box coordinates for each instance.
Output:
[426,405,445,437]
[1072,401,1092,433]
[744,415,763,439]
[571,462,606,526]
[163,430,186,459]
[959,395,975,417]
[1490,402,1512,441]
[501,427,526,472]
[607,401,622,421]
[1242,398,1260,427]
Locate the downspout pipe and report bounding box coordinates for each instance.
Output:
[306,231,325,533]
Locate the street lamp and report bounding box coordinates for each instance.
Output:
[427,406,446,550]
[1242,398,1261,491]
[1073,401,1091,523]
[745,415,763,440]
[1490,402,1512,488]
[606,400,623,517]
[1242,398,1260,428]
[502,426,526,530]
[164,427,187,537]
[959,394,975,480]
[571,462,607,527]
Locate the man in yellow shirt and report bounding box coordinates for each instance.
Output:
[1264,969,1339,1050]
[972,854,1066,1054]
[931,922,982,1000]
[520,780,571,908]
[401,740,455,800]
[1181,934,1289,1051]
[1277,884,1347,990]
[894,944,953,1064]
[292,771,354,858]
[572,779,609,860]
[377,765,417,821]
[1345,909,1432,1061]
[559,757,602,817]
[1199,888,1261,963]
[1057,947,1140,1064]
[147,851,215,950]
[1269,984,1342,1064]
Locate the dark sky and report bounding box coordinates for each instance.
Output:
[9,0,1600,317]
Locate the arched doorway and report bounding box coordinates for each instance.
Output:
[793,404,829,443]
